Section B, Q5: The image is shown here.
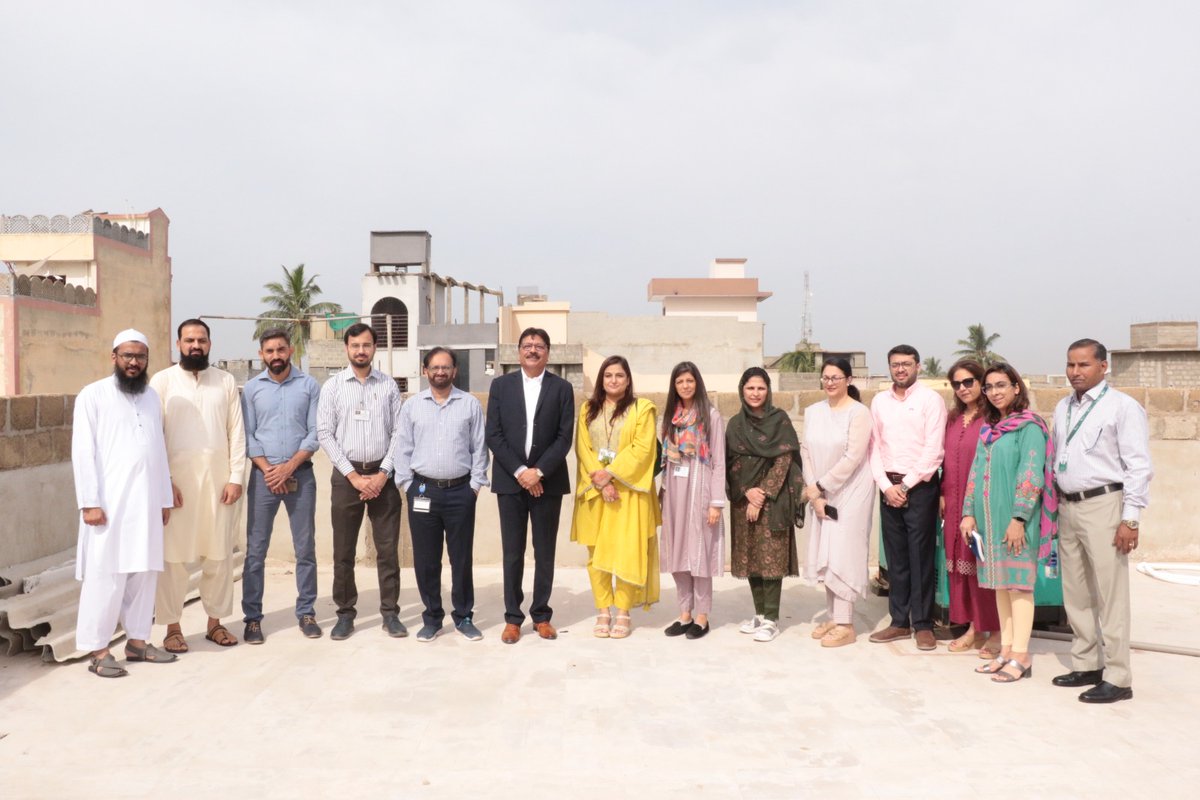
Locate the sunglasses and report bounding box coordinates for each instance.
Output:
[950,377,977,390]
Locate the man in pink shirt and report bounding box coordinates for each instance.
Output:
[868,344,947,650]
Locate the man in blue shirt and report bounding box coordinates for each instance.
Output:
[241,329,322,644]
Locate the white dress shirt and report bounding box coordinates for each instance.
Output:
[515,369,544,477]
[1052,381,1153,521]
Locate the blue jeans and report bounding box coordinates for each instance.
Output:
[242,464,318,622]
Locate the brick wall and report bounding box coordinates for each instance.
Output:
[0,394,74,470]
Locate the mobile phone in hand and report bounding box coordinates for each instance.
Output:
[825,504,839,521]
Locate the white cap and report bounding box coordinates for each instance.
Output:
[112,328,149,349]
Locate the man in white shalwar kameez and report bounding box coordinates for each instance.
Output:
[73,329,178,677]
[151,318,246,652]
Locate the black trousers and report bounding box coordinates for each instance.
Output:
[407,481,477,627]
[879,477,939,631]
[498,491,563,625]
[330,470,402,619]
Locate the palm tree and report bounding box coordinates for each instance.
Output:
[954,323,1004,364]
[253,263,343,363]
[923,356,944,377]
[776,341,817,373]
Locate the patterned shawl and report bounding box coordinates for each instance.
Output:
[663,404,711,466]
[979,410,1059,560]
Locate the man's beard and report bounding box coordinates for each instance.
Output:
[114,365,149,394]
[268,359,289,375]
[180,352,209,371]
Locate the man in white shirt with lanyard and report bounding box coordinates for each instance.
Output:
[317,323,405,641]
[1050,338,1153,704]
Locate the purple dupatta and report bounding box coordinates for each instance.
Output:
[979,410,1059,560]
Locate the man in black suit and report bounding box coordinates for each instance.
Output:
[486,327,575,644]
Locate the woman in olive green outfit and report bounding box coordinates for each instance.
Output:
[726,367,805,642]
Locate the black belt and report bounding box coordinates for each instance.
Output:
[412,472,470,489]
[1057,482,1123,503]
[349,459,385,476]
[255,461,312,472]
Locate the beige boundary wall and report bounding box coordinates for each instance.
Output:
[3,387,1198,574]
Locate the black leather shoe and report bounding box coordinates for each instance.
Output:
[1079,681,1133,704]
[244,621,264,645]
[331,616,354,641]
[1052,669,1104,688]
[382,614,409,638]
[664,620,692,637]
[685,622,710,640]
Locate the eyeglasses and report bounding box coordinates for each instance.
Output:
[426,366,454,373]
[820,375,847,384]
[520,344,548,353]
[889,361,916,370]
[116,353,148,363]
[983,381,1013,393]
[950,378,977,390]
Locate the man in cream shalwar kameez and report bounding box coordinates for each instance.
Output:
[151,318,247,652]
[73,329,177,677]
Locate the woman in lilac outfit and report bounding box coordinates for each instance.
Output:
[658,362,726,640]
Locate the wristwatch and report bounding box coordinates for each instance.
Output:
[1122,519,1139,530]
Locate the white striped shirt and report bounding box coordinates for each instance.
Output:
[317,367,403,476]
[393,386,490,492]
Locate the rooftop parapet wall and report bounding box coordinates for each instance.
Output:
[1,213,149,250]
[0,274,96,306]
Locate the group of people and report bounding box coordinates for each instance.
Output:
[72,325,1152,704]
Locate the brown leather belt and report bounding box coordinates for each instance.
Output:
[1057,482,1123,503]
[350,460,384,476]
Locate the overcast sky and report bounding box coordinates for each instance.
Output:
[4,1,1198,374]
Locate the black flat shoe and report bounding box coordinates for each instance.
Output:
[1079,681,1133,704]
[1052,669,1104,688]
[664,620,692,637]
[685,622,710,640]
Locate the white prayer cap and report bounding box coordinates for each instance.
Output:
[112,328,150,349]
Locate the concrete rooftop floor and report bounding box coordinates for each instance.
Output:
[1,563,1198,799]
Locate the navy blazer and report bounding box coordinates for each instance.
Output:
[485,369,575,495]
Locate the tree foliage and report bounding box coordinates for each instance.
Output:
[923,356,944,377]
[253,263,343,363]
[777,342,817,373]
[954,323,1004,364]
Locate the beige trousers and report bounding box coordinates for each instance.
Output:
[154,558,234,624]
[1057,491,1132,687]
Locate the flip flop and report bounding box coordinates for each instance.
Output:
[125,643,178,664]
[88,653,128,678]
[205,624,239,647]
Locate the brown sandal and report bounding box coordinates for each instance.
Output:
[163,630,189,654]
[205,623,239,647]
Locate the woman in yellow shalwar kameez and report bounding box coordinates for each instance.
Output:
[571,355,660,639]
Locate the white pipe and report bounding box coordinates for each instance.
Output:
[1137,562,1200,587]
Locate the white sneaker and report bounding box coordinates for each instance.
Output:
[739,615,764,634]
[753,620,779,642]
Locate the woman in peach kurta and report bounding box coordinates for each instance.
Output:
[571,355,660,639]
[801,358,874,648]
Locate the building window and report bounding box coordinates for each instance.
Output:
[394,377,409,393]
[371,297,409,349]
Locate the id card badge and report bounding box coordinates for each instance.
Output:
[353,408,371,422]
[673,463,690,478]
[412,483,431,513]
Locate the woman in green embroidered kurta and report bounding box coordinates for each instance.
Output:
[961,363,1055,684]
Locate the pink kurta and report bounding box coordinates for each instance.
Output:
[941,413,999,630]
[659,408,726,578]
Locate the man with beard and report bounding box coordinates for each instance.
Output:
[317,323,405,640]
[485,327,575,644]
[868,344,946,650]
[241,329,322,643]
[149,318,246,653]
[73,329,177,677]
[394,347,490,642]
